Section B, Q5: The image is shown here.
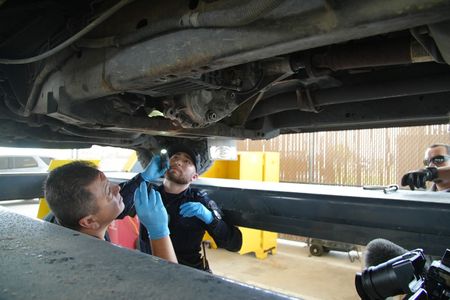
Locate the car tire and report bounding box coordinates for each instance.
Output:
[310,244,324,256]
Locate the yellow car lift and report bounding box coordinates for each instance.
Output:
[202,152,279,259]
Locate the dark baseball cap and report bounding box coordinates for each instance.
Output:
[167,145,201,172]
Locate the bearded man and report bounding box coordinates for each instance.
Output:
[138,145,242,272]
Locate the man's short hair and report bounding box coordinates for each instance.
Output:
[45,161,101,230]
[428,143,450,155]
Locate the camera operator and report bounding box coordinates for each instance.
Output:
[401,144,450,191]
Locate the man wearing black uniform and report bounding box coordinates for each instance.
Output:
[139,146,242,272]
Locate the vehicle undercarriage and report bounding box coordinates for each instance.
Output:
[1,0,450,170]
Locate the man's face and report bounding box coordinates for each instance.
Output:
[86,172,124,227]
[165,152,198,184]
[424,146,450,168]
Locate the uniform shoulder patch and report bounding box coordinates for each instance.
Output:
[190,188,209,204]
[196,190,207,197]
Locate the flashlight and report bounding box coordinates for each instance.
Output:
[160,149,168,169]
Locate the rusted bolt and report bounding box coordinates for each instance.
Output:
[206,111,217,121]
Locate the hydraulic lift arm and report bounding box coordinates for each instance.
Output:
[1,173,448,255]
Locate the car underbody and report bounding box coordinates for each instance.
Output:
[1,0,450,170]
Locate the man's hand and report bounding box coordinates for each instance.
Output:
[141,155,169,181]
[401,167,439,190]
[179,202,214,225]
[134,182,169,240]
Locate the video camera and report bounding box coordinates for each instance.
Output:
[355,248,450,299]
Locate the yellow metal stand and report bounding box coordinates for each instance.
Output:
[36,160,100,219]
[202,152,279,259]
[123,151,138,172]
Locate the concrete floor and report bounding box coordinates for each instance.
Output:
[208,240,363,300]
[2,200,364,300]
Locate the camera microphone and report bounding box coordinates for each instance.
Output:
[356,240,449,299]
[364,238,408,267]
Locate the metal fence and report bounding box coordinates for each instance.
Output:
[237,125,449,186]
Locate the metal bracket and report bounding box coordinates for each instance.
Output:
[296,88,319,113]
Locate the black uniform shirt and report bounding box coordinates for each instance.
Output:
[139,185,242,270]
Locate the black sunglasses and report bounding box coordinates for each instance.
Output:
[423,155,450,166]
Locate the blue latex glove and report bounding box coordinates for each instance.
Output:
[179,202,214,225]
[141,155,169,181]
[134,182,169,240]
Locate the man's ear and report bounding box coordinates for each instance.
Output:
[191,173,199,182]
[79,215,100,230]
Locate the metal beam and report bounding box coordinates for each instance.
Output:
[1,173,449,256]
[0,173,47,200]
[0,208,291,300]
[189,178,450,256]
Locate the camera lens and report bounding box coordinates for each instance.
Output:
[355,273,370,299]
[355,251,426,299]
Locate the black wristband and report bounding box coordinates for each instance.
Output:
[426,166,439,181]
[209,217,220,227]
